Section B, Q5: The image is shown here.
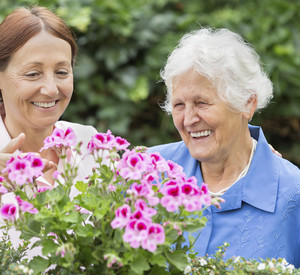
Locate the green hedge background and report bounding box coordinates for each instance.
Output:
[1,0,299,167]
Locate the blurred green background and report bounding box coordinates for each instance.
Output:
[1,0,299,167]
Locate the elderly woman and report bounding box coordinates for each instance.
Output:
[149,28,300,267]
[0,6,98,257]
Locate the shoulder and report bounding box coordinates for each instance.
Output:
[277,156,300,187]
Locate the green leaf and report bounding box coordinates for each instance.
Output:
[75,180,88,193]
[149,253,167,267]
[130,254,151,274]
[148,265,170,275]
[164,250,188,271]
[62,211,79,223]
[41,239,59,255]
[75,223,94,237]
[29,256,49,275]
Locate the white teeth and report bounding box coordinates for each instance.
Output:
[33,101,56,108]
[190,130,212,138]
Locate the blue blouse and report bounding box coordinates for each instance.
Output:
[149,126,300,267]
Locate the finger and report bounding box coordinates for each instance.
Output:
[43,160,56,172]
[268,144,282,158]
[1,133,25,154]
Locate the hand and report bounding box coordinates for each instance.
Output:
[0,133,25,174]
[0,133,55,179]
[269,144,282,158]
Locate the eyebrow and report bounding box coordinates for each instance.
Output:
[24,61,71,66]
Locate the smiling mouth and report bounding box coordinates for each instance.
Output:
[32,101,57,108]
[190,130,212,138]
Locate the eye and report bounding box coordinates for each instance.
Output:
[197,101,207,105]
[25,71,40,78]
[56,70,69,77]
[173,102,184,108]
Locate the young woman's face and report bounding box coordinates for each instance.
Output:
[0,31,73,133]
[171,69,249,164]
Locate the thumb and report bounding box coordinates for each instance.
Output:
[1,133,25,154]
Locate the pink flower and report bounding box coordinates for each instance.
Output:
[117,150,151,180]
[2,153,44,186]
[111,204,131,229]
[24,153,45,177]
[3,156,34,185]
[166,160,184,178]
[0,184,8,194]
[142,223,165,252]
[40,127,77,151]
[15,196,38,214]
[52,170,62,180]
[108,184,116,192]
[123,220,149,249]
[114,136,130,150]
[134,199,157,218]
[37,186,52,193]
[87,130,115,152]
[0,203,17,221]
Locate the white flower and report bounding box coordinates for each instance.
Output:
[199,258,207,266]
[233,256,240,263]
[286,264,295,273]
[281,259,288,265]
[268,261,274,268]
[184,265,192,274]
[257,263,266,270]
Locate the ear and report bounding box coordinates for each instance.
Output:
[242,95,257,121]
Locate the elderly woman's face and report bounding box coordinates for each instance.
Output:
[0,30,73,132]
[171,70,249,163]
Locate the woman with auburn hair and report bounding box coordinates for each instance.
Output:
[0,6,98,258]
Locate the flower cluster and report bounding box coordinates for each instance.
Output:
[40,127,77,151]
[188,243,300,274]
[0,127,217,274]
[87,129,130,153]
[108,148,211,252]
[1,153,44,186]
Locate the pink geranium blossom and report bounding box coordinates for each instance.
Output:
[0,177,8,194]
[0,203,17,221]
[15,196,38,214]
[123,220,149,249]
[2,153,43,186]
[111,204,132,229]
[40,127,77,151]
[142,223,165,252]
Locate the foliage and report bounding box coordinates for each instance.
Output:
[0,231,33,275]
[0,0,299,167]
[0,127,218,274]
[189,243,300,275]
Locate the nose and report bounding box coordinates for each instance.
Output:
[183,105,200,127]
[40,75,59,97]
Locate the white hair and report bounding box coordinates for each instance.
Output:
[160,27,273,114]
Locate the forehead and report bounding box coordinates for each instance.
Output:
[172,69,217,99]
[7,31,72,68]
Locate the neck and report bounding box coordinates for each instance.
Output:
[201,131,254,193]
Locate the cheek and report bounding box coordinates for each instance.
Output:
[62,80,74,98]
[172,113,183,130]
